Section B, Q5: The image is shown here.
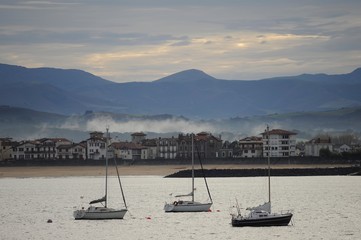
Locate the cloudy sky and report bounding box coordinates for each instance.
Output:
[1,0,361,83]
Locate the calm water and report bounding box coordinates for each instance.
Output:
[1,175,360,240]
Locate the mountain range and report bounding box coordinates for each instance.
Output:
[1,63,361,118]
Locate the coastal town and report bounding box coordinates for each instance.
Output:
[1,128,360,163]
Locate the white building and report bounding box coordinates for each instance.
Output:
[12,138,68,160]
[262,129,297,157]
[334,144,352,154]
[239,136,263,158]
[141,139,157,159]
[305,137,333,156]
[86,132,107,160]
[12,141,38,160]
[111,142,145,160]
[38,138,71,159]
[58,142,86,160]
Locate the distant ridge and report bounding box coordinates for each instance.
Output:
[0,63,115,91]
[1,63,361,118]
[155,69,216,83]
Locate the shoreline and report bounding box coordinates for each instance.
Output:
[0,163,358,178]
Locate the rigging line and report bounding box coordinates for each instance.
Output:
[195,142,213,203]
[105,128,109,208]
[113,158,128,209]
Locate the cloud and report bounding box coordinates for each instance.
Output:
[86,117,215,134]
[1,0,360,82]
[0,1,79,10]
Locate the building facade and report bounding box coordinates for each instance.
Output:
[305,137,333,156]
[0,138,13,161]
[86,131,107,160]
[219,141,234,158]
[11,138,64,160]
[157,137,177,159]
[57,142,86,159]
[111,142,145,160]
[262,129,297,157]
[141,139,157,159]
[177,132,222,159]
[239,136,263,158]
[131,132,146,144]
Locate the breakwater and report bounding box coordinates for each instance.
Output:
[165,166,361,178]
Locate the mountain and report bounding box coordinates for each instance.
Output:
[1,63,361,118]
[155,69,216,83]
[0,64,125,114]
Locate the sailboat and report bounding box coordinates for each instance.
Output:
[231,126,293,227]
[164,134,213,212]
[74,128,128,220]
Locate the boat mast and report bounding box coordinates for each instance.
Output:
[191,133,195,203]
[105,127,109,208]
[266,125,271,209]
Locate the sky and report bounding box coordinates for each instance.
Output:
[1,0,361,83]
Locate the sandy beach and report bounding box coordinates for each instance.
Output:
[0,165,183,178]
[0,164,355,178]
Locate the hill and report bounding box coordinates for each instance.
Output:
[1,63,361,118]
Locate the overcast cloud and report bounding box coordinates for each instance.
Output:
[1,0,361,82]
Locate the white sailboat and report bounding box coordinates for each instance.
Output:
[164,134,213,212]
[74,128,128,220]
[231,125,293,227]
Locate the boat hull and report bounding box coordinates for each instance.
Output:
[232,213,293,227]
[164,201,212,212]
[74,207,127,220]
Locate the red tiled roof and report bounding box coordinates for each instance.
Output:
[239,136,262,142]
[261,129,297,136]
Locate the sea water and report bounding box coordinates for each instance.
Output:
[0,175,360,240]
